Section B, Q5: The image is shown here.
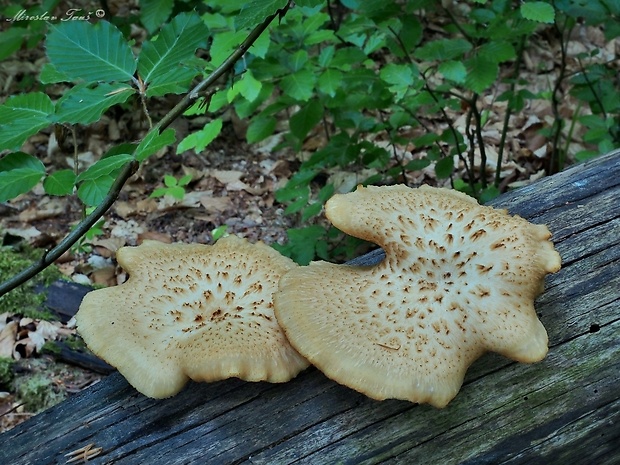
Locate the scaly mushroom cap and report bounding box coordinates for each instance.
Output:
[76,235,309,398]
[274,185,561,408]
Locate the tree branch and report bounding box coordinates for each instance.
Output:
[0,160,138,297]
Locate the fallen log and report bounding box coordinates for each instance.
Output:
[1,150,619,464]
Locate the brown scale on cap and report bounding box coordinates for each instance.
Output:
[76,235,309,398]
[274,185,561,408]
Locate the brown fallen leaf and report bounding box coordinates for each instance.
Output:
[90,266,117,286]
[137,231,173,244]
[91,237,126,258]
[18,198,66,222]
[199,195,233,213]
[0,321,18,358]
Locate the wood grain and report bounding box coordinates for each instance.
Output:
[1,151,618,465]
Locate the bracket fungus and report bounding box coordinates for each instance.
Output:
[76,235,309,398]
[274,185,562,408]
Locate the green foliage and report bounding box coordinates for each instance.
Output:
[150,174,193,200]
[520,2,556,23]
[135,128,176,162]
[0,246,63,319]
[0,357,15,387]
[42,169,75,196]
[272,225,329,266]
[0,0,618,269]
[0,0,61,60]
[0,93,55,151]
[0,12,209,208]
[0,152,46,202]
[46,20,136,82]
[236,0,288,29]
[14,372,65,413]
[215,0,617,263]
[177,119,223,154]
[211,225,229,241]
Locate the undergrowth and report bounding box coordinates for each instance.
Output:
[0,0,618,272]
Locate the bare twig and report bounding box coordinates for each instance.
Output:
[469,93,488,189]
[0,6,288,299]
[549,16,574,174]
[496,35,527,187]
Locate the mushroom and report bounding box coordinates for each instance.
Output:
[76,235,309,398]
[274,185,561,407]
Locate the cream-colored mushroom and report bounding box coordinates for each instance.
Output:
[274,185,561,408]
[76,235,309,398]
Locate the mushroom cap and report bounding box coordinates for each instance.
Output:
[76,235,309,398]
[274,185,561,407]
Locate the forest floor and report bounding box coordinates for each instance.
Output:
[0,4,618,433]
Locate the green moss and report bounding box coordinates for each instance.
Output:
[41,341,61,355]
[13,372,66,412]
[0,245,65,319]
[63,335,87,351]
[0,357,14,387]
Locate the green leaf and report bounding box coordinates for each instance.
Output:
[301,202,323,222]
[434,156,454,179]
[0,151,45,172]
[439,60,467,83]
[0,28,26,61]
[135,128,176,162]
[318,45,335,67]
[211,224,228,241]
[465,55,499,94]
[478,41,516,63]
[176,119,223,153]
[43,169,76,196]
[39,63,72,84]
[164,174,177,187]
[520,2,555,23]
[140,0,174,34]
[280,69,316,101]
[247,116,277,143]
[0,152,46,202]
[0,92,54,151]
[380,63,416,100]
[414,39,472,61]
[406,158,431,171]
[271,225,326,265]
[77,175,115,206]
[288,50,309,72]
[290,100,323,141]
[168,186,185,199]
[479,185,500,203]
[235,0,288,30]
[210,30,246,66]
[46,20,136,82]
[295,0,325,7]
[399,15,423,51]
[76,154,133,183]
[138,12,209,85]
[236,70,263,102]
[145,67,199,97]
[55,83,134,124]
[318,68,343,97]
[178,174,192,186]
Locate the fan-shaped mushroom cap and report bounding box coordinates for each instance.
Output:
[274,185,561,408]
[76,235,309,398]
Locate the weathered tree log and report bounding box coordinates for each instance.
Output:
[1,151,619,465]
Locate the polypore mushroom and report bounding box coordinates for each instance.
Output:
[274,185,561,408]
[76,235,309,398]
